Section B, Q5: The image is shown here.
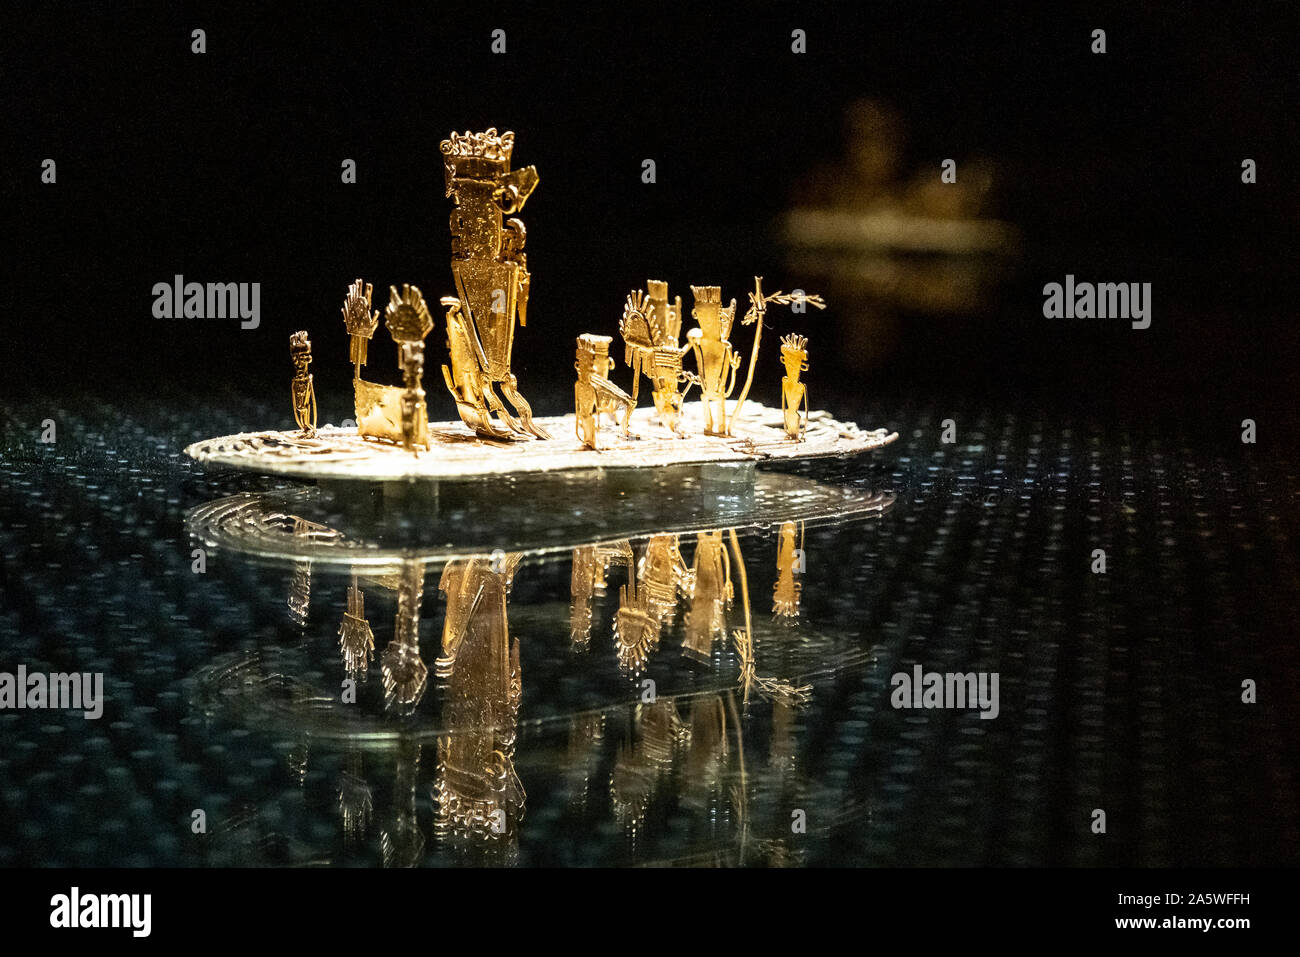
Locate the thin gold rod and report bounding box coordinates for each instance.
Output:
[728,276,766,431]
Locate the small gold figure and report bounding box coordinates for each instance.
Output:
[779,334,809,441]
[440,128,549,440]
[620,281,694,435]
[289,331,317,437]
[341,278,379,377]
[350,283,433,449]
[609,699,690,833]
[338,576,375,679]
[685,286,741,436]
[574,334,635,450]
[683,529,733,661]
[772,520,803,618]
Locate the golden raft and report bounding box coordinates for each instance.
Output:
[185,127,898,482]
[185,401,896,482]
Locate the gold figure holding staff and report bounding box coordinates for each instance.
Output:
[685,285,741,436]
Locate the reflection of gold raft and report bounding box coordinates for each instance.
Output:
[354,378,428,448]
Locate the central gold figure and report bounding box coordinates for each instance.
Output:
[434,554,525,839]
[439,128,549,440]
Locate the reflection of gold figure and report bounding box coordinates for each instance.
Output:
[686,286,740,436]
[772,520,803,618]
[621,282,694,435]
[338,749,372,848]
[338,576,375,679]
[564,713,605,811]
[288,560,311,626]
[779,334,809,441]
[683,530,733,661]
[728,277,826,433]
[434,554,525,840]
[640,534,691,624]
[285,514,341,625]
[574,334,634,449]
[380,561,428,713]
[570,540,633,649]
[351,284,433,449]
[440,128,549,440]
[341,278,379,377]
[289,331,317,436]
[610,700,691,833]
[388,285,433,451]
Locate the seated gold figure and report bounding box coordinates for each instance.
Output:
[574,334,635,450]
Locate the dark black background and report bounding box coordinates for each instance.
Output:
[3,1,1296,420]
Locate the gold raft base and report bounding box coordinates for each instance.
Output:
[354,377,429,449]
[185,400,899,482]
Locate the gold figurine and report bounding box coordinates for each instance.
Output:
[726,277,826,437]
[779,334,809,441]
[289,331,317,436]
[685,286,741,436]
[338,576,375,679]
[574,334,635,450]
[341,278,379,377]
[387,285,433,452]
[620,281,694,435]
[434,554,525,840]
[440,128,549,440]
[772,520,803,618]
[350,283,434,449]
[683,529,733,661]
